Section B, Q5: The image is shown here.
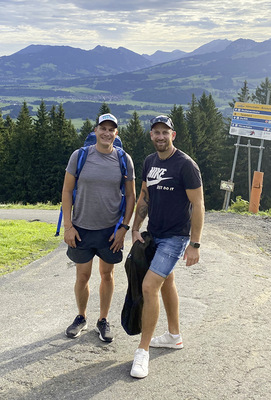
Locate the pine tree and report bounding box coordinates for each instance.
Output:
[32,100,51,202]
[0,111,10,202]
[0,110,6,162]
[121,111,147,196]
[95,102,111,125]
[169,104,193,157]
[250,78,271,209]
[1,115,15,202]
[44,104,79,203]
[251,77,271,105]
[229,80,250,108]
[78,118,94,146]
[196,93,225,209]
[9,101,35,203]
[185,94,202,162]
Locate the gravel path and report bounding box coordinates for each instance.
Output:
[1,210,271,399]
[205,211,271,256]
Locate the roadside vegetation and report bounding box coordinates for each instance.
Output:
[0,217,62,276]
[1,198,270,277]
[0,202,60,210]
[228,196,271,216]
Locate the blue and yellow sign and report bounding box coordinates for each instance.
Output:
[230,102,271,141]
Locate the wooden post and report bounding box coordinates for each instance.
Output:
[249,171,264,213]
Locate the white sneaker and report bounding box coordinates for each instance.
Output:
[150,331,184,349]
[130,348,149,378]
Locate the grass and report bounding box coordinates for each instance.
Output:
[0,202,60,210]
[0,219,63,276]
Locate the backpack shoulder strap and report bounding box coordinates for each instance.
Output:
[115,146,128,186]
[76,146,89,177]
[55,146,89,236]
[114,147,128,236]
[73,146,89,203]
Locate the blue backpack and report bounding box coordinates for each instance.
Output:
[55,132,127,236]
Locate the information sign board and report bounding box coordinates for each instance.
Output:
[220,180,234,192]
[230,102,271,141]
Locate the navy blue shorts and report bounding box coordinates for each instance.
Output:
[66,225,123,265]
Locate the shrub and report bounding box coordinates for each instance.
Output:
[230,196,249,213]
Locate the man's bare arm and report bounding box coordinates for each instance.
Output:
[183,186,205,266]
[132,181,149,243]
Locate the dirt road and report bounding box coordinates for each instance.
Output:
[0,211,271,399]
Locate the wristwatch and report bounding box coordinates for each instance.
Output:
[120,223,130,231]
[189,241,200,248]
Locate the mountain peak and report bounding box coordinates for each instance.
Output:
[190,39,232,55]
[226,38,257,52]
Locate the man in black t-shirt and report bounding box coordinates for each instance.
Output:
[130,115,205,379]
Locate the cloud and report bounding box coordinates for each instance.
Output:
[60,0,196,12]
[0,0,270,56]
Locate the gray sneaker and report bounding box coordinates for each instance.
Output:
[65,315,87,338]
[150,331,183,349]
[95,318,113,342]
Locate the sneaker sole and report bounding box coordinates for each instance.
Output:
[65,324,88,339]
[149,342,183,349]
[94,326,113,342]
[130,370,148,379]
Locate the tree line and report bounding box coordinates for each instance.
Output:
[0,78,271,211]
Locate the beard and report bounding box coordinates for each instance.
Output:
[153,140,169,152]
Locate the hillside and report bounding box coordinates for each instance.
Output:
[47,38,271,113]
[0,44,152,80]
[0,38,270,122]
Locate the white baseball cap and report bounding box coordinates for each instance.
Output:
[98,113,118,127]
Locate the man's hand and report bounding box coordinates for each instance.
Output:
[183,245,200,266]
[132,230,145,244]
[64,227,81,248]
[109,228,126,253]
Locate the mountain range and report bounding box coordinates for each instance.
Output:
[0,39,235,80]
[0,38,270,121]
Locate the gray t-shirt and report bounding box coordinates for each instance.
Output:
[66,145,135,230]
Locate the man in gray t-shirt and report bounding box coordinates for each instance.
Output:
[62,113,135,342]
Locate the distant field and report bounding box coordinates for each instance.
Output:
[0,90,174,128]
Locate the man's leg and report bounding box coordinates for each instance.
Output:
[95,259,115,342]
[65,260,92,338]
[131,270,164,378]
[138,269,165,351]
[150,271,183,350]
[75,260,93,319]
[98,259,114,320]
[161,271,180,334]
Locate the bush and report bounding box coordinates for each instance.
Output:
[229,196,249,213]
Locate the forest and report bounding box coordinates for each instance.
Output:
[0,78,271,211]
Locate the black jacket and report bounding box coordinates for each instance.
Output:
[121,231,156,335]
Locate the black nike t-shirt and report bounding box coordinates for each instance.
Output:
[142,149,202,238]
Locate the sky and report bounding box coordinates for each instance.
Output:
[0,0,271,57]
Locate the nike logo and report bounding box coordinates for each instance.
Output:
[147,177,173,187]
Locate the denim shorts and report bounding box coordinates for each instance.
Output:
[66,225,123,265]
[149,235,190,278]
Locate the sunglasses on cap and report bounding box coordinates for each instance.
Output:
[150,116,174,130]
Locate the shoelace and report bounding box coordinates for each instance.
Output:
[134,353,147,366]
[99,320,110,333]
[74,316,85,326]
